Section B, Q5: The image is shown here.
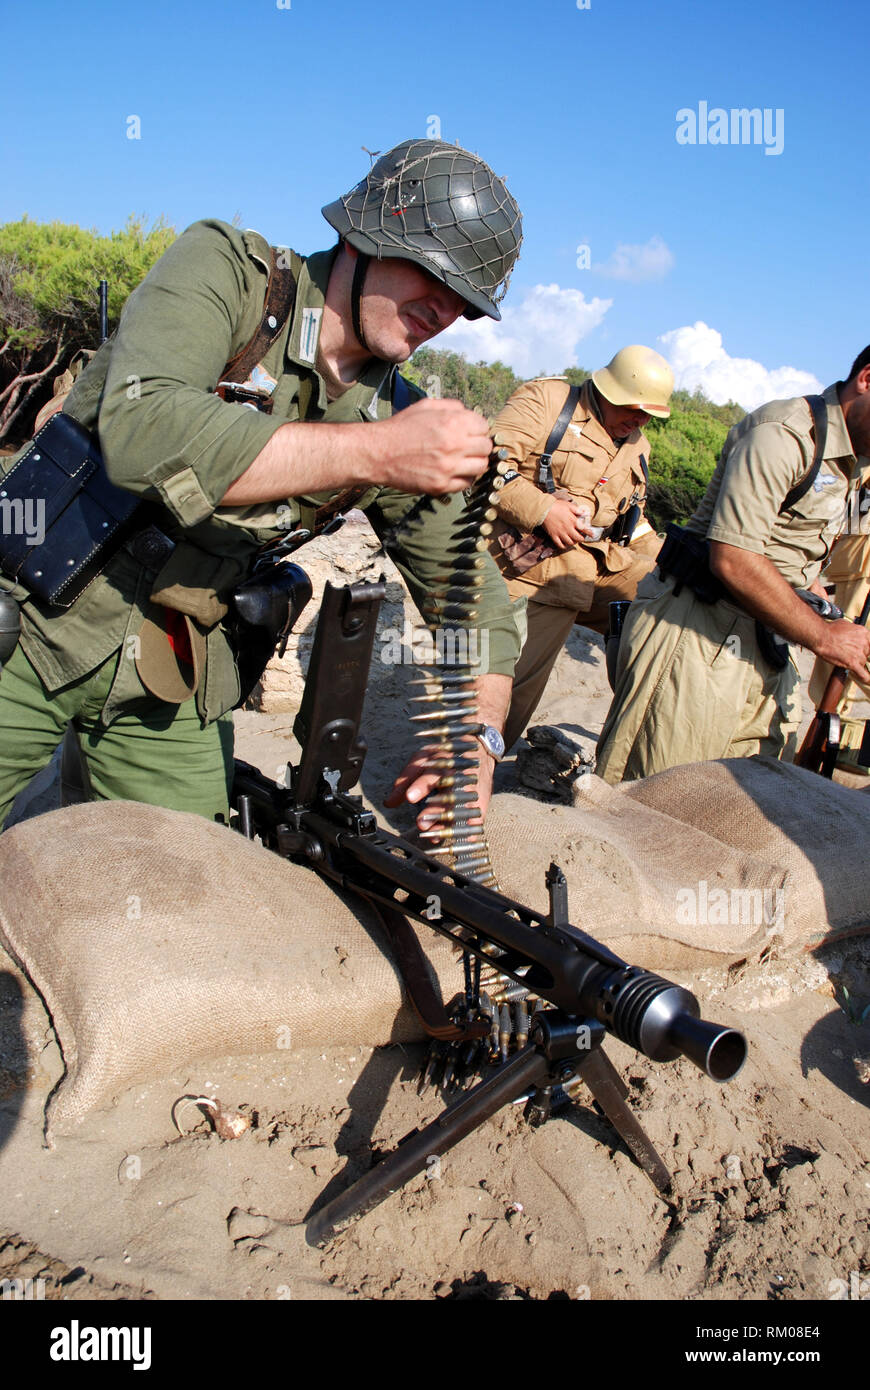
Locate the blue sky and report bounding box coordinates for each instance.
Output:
[1,0,866,406]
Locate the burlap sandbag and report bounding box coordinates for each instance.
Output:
[0,801,459,1139]
[1,758,867,1137]
[620,756,870,949]
[486,780,791,970]
[487,760,868,966]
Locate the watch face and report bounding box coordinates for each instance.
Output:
[481,726,505,759]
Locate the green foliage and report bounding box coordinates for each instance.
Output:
[1,214,175,348]
[645,402,736,528]
[561,367,591,388]
[0,215,176,443]
[404,347,523,420]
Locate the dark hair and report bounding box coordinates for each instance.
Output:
[846,345,870,381]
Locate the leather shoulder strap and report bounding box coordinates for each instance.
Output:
[220,247,299,385]
[537,384,581,493]
[780,394,827,513]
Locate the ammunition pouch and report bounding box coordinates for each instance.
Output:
[754,622,789,671]
[226,561,313,707]
[606,502,641,548]
[0,591,20,668]
[658,525,793,671]
[496,521,556,575]
[0,413,140,607]
[656,524,729,604]
[754,590,841,675]
[498,491,643,580]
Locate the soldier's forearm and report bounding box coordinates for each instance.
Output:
[709,542,830,650]
[475,672,512,733]
[220,421,381,504]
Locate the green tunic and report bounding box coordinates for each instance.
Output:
[0,220,519,823]
[1,219,518,727]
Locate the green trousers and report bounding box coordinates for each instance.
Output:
[0,644,234,829]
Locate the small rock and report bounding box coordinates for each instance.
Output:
[227,1208,272,1244]
[516,726,594,803]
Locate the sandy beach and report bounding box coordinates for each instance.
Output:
[1,516,868,1304]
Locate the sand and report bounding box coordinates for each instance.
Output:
[0,516,868,1304]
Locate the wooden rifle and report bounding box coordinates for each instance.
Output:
[795,589,870,776]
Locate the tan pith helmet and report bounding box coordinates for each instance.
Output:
[592,345,674,419]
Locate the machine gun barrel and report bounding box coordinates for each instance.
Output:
[232,759,745,1084]
[231,573,746,1244]
[315,815,745,1083]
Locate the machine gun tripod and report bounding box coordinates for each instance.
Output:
[230,576,747,1248]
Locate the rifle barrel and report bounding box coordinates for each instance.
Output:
[99,279,109,343]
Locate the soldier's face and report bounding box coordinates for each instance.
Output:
[846,366,870,459]
[360,256,467,361]
[598,395,651,442]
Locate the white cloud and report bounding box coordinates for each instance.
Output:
[595,235,675,282]
[658,322,823,411]
[440,283,612,377]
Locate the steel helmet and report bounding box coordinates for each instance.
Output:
[592,346,674,419]
[322,139,522,321]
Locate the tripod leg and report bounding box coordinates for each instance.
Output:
[576,1047,672,1194]
[306,1045,548,1248]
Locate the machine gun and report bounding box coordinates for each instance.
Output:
[230,576,747,1248]
[795,589,870,777]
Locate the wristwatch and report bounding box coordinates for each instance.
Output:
[476,725,506,762]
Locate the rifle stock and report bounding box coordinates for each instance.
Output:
[796,589,870,776]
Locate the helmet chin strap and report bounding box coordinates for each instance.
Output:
[351,250,371,355]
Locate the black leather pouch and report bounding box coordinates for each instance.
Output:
[0,412,140,607]
[657,523,729,604]
[226,561,313,707]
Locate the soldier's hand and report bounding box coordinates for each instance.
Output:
[815,618,870,683]
[384,746,492,830]
[375,399,492,495]
[542,497,595,549]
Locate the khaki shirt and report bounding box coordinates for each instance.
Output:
[689,384,859,588]
[1,220,519,723]
[488,376,650,609]
[820,460,870,585]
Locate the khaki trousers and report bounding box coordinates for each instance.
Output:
[808,575,870,722]
[595,573,802,784]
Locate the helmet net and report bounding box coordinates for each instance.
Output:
[340,140,522,306]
